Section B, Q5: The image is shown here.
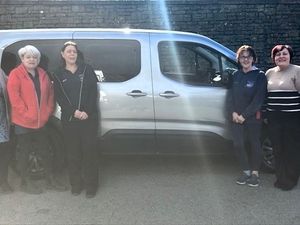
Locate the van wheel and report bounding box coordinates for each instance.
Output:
[261,133,275,173]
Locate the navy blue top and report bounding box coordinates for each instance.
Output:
[230,68,267,123]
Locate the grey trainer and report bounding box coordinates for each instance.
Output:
[236,173,250,185]
[247,174,259,187]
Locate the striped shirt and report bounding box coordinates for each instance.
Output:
[266,64,300,114]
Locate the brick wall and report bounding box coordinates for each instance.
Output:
[0,0,299,70]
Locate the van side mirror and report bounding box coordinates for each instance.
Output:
[209,69,222,83]
[221,68,236,88]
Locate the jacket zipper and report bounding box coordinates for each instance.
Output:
[35,91,41,128]
[28,74,41,129]
[77,66,86,109]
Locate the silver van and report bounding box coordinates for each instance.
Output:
[0,28,273,172]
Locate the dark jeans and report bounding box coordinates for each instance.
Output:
[16,127,52,180]
[232,122,262,171]
[0,141,12,185]
[268,116,300,189]
[62,118,99,191]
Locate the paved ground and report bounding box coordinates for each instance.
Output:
[1,152,300,225]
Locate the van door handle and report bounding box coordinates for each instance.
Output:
[159,91,179,98]
[127,90,147,97]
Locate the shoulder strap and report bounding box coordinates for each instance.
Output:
[77,66,86,109]
[52,72,72,106]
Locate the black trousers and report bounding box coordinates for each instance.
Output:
[16,128,52,180]
[0,141,12,185]
[232,122,262,171]
[62,118,99,191]
[268,116,300,189]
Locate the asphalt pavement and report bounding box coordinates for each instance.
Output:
[1,151,300,225]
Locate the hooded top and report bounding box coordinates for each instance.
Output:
[7,64,54,129]
[230,67,267,123]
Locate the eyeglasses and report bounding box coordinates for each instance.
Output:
[64,41,77,46]
[239,55,253,60]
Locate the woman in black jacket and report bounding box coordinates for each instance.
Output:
[53,41,99,198]
[230,45,267,187]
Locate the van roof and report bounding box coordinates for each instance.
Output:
[0,28,199,36]
[0,28,236,60]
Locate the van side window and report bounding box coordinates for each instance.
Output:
[158,41,234,86]
[1,39,141,83]
[1,40,68,76]
[75,39,141,82]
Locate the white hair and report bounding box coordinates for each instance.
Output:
[18,45,41,64]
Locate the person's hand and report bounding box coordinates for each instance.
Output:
[74,110,81,119]
[80,111,88,120]
[237,115,245,124]
[74,110,88,120]
[232,112,239,123]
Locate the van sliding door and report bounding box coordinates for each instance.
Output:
[73,32,155,153]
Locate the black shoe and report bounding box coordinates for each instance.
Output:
[46,176,68,192]
[274,180,282,189]
[274,181,295,191]
[247,174,259,187]
[21,180,43,195]
[0,182,13,194]
[86,190,97,198]
[71,186,83,196]
[236,173,250,185]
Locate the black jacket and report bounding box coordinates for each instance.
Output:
[229,68,267,123]
[53,63,99,122]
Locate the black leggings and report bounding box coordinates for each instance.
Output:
[232,122,262,171]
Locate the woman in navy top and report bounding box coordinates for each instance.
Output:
[230,45,267,187]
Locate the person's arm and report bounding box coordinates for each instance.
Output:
[7,71,32,120]
[47,77,55,115]
[241,72,267,120]
[294,66,300,92]
[0,69,7,83]
[227,71,239,123]
[84,65,99,116]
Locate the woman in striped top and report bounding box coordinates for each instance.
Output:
[266,45,300,191]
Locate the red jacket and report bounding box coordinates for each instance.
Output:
[7,64,54,129]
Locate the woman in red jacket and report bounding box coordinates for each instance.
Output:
[7,45,65,194]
